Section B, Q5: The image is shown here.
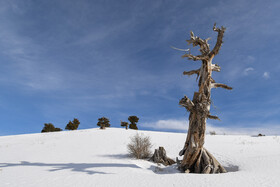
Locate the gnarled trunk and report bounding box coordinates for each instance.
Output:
[175,24,232,174]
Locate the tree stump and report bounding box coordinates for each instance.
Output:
[149,147,175,166]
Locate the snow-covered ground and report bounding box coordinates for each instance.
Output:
[0,128,279,187]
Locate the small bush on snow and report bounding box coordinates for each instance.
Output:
[41,123,62,133]
[209,131,216,135]
[127,133,152,159]
[65,118,80,130]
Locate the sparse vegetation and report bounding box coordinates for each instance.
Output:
[209,131,216,135]
[41,123,62,133]
[97,117,111,129]
[65,118,80,130]
[121,121,129,130]
[128,116,139,130]
[127,133,152,159]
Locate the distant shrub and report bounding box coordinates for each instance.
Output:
[121,121,129,130]
[41,123,62,133]
[128,116,139,130]
[65,118,80,130]
[97,117,111,129]
[209,131,216,135]
[54,128,62,131]
[127,133,152,159]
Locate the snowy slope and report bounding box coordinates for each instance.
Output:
[0,128,280,187]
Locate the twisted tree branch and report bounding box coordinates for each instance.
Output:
[183,68,200,76]
[186,31,210,55]
[207,115,220,120]
[211,64,221,72]
[182,54,208,61]
[211,83,232,90]
[209,23,226,57]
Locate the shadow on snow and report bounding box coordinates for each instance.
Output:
[223,165,239,172]
[0,161,141,175]
[98,154,129,159]
[98,154,240,174]
[149,164,239,174]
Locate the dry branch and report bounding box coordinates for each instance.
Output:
[207,114,220,120]
[183,68,200,77]
[182,54,209,61]
[211,83,232,90]
[211,64,221,72]
[186,31,210,55]
[209,23,226,57]
[170,46,190,52]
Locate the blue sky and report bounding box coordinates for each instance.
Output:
[0,0,280,135]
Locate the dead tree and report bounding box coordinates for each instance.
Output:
[176,23,232,174]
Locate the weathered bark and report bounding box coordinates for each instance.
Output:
[176,24,232,174]
[150,147,175,166]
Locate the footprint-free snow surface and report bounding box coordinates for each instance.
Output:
[0,128,280,187]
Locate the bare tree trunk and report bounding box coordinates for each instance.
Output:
[176,24,232,174]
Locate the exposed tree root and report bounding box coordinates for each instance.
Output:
[177,148,226,174]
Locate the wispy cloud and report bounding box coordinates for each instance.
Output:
[0,7,67,91]
[143,119,188,131]
[0,1,191,96]
[243,67,254,75]
[246,56,255,63]
[143,119,280,135]
[263,72,270,79]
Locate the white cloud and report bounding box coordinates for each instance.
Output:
[243,67,254,75]
[263,72,270,79]
[142,119,188,131]
[143,119,280,135]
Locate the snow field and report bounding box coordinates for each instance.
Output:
[0,128,280,187]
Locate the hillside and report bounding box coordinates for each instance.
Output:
[0,128,280,187]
